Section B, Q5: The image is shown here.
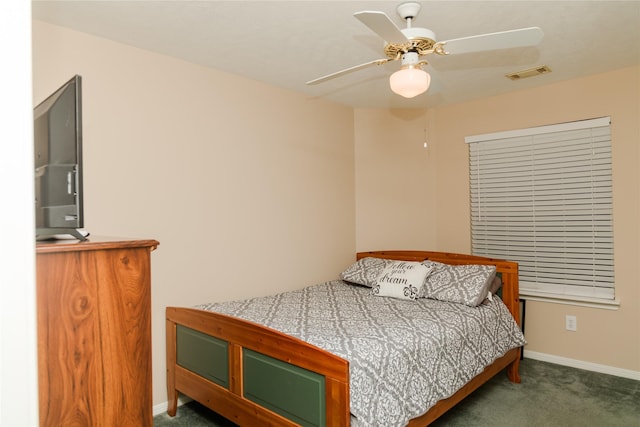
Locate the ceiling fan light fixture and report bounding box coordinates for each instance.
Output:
[307,5,544,100]
[389,65,430,98]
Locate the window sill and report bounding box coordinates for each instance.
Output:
[520,291,620,310]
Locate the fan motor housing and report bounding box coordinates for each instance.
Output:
[384,27,436,58]
[403,27,436,44]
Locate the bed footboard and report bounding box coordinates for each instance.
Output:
[166,307,350,426]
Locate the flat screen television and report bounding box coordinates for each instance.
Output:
[34,75,88,241]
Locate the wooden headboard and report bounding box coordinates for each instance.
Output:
[356,250,521,327]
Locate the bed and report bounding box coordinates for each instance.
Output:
[166,250,524,426]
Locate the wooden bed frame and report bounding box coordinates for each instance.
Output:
[166,250,521,426]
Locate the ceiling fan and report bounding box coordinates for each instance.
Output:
[306,2,544,98]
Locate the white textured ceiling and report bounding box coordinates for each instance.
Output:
[32,1,640,109]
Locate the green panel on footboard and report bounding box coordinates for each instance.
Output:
[176,325,229,388]
[243,349,326,427]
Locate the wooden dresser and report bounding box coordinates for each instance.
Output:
[36,237,159,426]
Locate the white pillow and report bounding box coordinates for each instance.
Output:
[371,261,433,301]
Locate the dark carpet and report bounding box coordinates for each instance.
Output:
[154,358,640,426]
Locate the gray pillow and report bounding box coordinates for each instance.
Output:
[490,275,503,294]
[339,257,397,288]
[419,261,497,307]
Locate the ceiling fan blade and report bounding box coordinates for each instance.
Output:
[354,11,408,43]
[438,27,544,55]
[306,58,391,85]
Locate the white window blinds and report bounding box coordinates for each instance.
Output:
[466,117,614,300]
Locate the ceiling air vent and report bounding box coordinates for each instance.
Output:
[506,65,552,80]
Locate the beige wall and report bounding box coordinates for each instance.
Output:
[354,108,438,251]
[356,66,640,373]
[32,20,356,407]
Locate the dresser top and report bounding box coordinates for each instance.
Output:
[36,236,159,254]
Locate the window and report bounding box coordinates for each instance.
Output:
[466,117,614,301]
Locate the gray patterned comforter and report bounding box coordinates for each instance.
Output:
[197,280,526,427]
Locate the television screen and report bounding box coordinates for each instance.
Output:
[34,75,86,241]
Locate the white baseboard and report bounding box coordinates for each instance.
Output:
[153,396,192,417]
[524,350,640,381]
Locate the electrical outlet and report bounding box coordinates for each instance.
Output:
[565,315,577,331]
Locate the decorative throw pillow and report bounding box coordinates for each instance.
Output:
[340,257,395,288]
[371,262,433,301]
[419,261,497,307]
